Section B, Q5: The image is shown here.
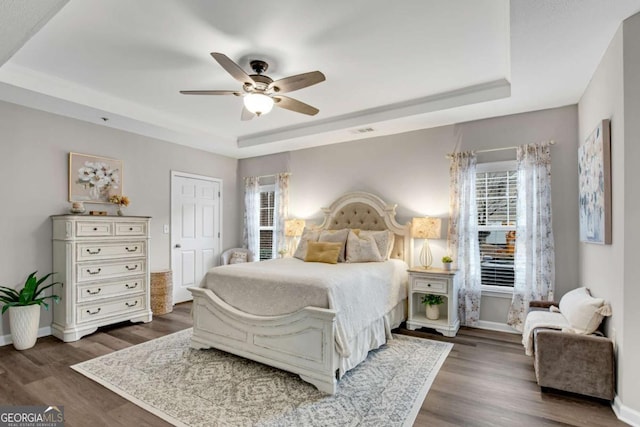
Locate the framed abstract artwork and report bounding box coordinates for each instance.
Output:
[578,119,611,244]
[68,152,123,203]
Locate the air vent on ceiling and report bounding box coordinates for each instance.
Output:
[350,127,376,134]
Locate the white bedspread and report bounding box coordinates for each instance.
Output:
[200,257,408,357]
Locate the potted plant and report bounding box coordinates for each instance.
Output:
[0,272,62,350]
[421,293,444,320]
[442,255,453,271]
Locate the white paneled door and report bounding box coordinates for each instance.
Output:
[171,172,222,303]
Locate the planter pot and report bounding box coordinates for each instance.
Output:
[426,304,440,320]
[443,263,452,271]
[9,305,40,350]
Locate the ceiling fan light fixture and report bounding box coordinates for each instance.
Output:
[244,93,274,116]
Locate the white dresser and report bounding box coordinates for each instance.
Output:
[51,215,152,342]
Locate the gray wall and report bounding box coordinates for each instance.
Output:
[579,11,640,414]
[240,105,580,325]
[0,101,240,336]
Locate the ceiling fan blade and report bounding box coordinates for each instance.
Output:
[210,52,255,86]
[241,106,255,121]
[268,71,325,93]
[273,95,319,116]
[180,90,241,96]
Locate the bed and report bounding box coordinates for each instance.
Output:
[189,192,413,394]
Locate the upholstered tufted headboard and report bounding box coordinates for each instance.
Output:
[318,192,412,265]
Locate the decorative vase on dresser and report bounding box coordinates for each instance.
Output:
[51,215,152,342]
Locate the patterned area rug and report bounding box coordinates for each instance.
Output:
[72,329,452,427]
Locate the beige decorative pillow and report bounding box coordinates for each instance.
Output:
[304,241,342,264]
[319,229,350,262]
[293,228,320,260]
[559,287,611,334]
[229,251,248,264]
[358,230,395,260]
[346,230,383,263]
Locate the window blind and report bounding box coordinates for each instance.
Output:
[476,169,517,287]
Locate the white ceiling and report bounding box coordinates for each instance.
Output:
[1,0,639,158]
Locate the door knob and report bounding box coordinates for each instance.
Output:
[175,244,182,248]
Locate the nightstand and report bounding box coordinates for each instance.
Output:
[406,268,459,337]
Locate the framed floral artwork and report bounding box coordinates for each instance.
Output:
[578,119,611,244]
[69,152,123,203]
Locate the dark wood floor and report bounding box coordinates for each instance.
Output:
[0,302,622,427]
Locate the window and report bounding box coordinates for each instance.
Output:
[259,185,276,261]
[476,161,517,288]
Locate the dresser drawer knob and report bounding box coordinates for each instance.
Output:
[427,283,431,287]
[125,301,138,308]
[125,282,138,289]
[93,227,98,231]
[86,248,101,255]
[86,308,101,315]
[129,227,133,231]
[87,268,102,275]
[86,288,102,295]
[125,246,138,252]
[125,264,138,271]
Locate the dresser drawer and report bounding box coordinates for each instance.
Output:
[77,241,146,261]
[77,295,146,324]
[76,259,146,283]
[77,277,146,303]
[412,276,448,294]
[115,222,147,236]
[76,221,113,237]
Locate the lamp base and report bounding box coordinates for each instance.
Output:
[420,239,433,269]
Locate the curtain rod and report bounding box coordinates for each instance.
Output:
[445,140,555,159]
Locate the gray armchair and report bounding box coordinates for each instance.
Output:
[528,300,615,401]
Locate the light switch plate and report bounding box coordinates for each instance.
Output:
[163,224,169,234]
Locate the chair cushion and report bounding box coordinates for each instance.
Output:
[229,251,248,264]
[559,287,609,334]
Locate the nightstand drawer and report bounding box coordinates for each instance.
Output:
[412,277,448,294]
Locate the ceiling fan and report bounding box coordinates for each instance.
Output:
[180,52,326,120]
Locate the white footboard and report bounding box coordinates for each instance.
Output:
[189,287,339,394]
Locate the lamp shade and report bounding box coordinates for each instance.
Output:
[411,217,442,239]
[285,219,306,237]
[244,93,274,115]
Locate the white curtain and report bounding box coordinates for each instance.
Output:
[448,151,482,326]
[274,173,290,255]
[508,142,555,331]
[243,176,260,258]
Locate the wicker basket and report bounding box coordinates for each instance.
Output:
[150,270,173,315]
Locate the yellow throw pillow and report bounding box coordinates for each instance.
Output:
[304,241,342,264]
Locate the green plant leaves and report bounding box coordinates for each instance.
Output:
[0,271,62,315]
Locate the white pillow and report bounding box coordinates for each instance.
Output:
[293,228,320,260]
[559,287,610,334]
[318,229,350,262]
[229,251,248,264]
[346,230,383,263]
[358,230,394,260]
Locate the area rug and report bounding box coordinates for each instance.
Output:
[72,329,452,427]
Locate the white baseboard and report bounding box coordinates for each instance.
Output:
[476,320,520,334]
[613,395,640,426]
[0,326,52,347]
